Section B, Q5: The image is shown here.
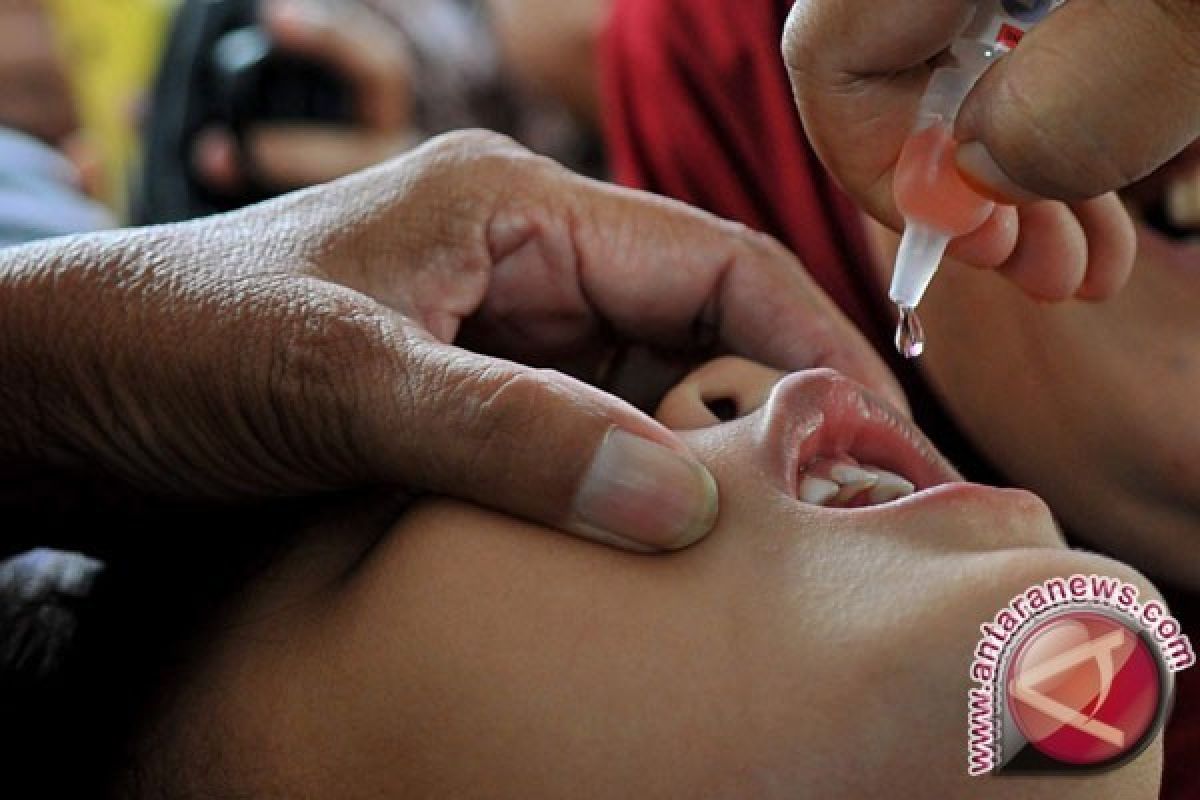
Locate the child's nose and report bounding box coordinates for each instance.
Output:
[655,356,784,430]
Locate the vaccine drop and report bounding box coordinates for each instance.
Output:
[895,306,926,359]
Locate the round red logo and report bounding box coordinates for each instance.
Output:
[1005,611,1163,766]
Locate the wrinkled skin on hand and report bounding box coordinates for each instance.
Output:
[0,131,898,552]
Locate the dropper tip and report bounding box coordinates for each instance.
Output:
[895,306,926,359]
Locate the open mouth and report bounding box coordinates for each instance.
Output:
[797,456,920,508]
[1120,140,1200,246]
[762,371,961,510]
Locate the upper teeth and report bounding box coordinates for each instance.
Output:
[830,464,879,488]
[799,459,915,508]
[798,476,840,505]
[868,469,917,504]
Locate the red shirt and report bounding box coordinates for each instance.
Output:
[600,0,1197,795]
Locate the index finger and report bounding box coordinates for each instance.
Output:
[557,173,908,412]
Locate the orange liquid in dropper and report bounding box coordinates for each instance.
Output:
[894,123,993,236]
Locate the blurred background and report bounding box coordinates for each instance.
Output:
[42,0,172,211]
[17,0,608,220]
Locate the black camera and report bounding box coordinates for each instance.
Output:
[136,0,353,224]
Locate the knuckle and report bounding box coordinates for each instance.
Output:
[425,129,531,165]
[710,216,768,255]
[405,129,559,203]
[781,1,817,73]
[472,366,558,437]
[729,224,800,282]
[418,359,591,507]
[453,365,568,471]
[742,226,792,261]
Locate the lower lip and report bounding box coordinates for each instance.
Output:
[1134,219,1200,278]
[849,481,1048,515]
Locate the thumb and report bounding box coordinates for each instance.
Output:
[373,343,718,552]
[955,0,1200,202]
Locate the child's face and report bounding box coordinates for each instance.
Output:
[864,143,1200,590]
[169,359,1160,798]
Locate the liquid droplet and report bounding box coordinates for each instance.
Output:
[895,306,926,359]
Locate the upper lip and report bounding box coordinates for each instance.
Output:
[758,370,960,501]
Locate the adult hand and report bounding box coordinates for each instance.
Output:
[784,0,1199,301]
[195,0,415,192]
[1,132,901,552]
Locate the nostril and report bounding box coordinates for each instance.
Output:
[702,395,739,423]
[657,358,785,429]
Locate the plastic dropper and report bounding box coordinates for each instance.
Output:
[889,0,1067,358]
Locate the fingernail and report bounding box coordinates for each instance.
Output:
[570,429,718,551]
[957,141,1040,204]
